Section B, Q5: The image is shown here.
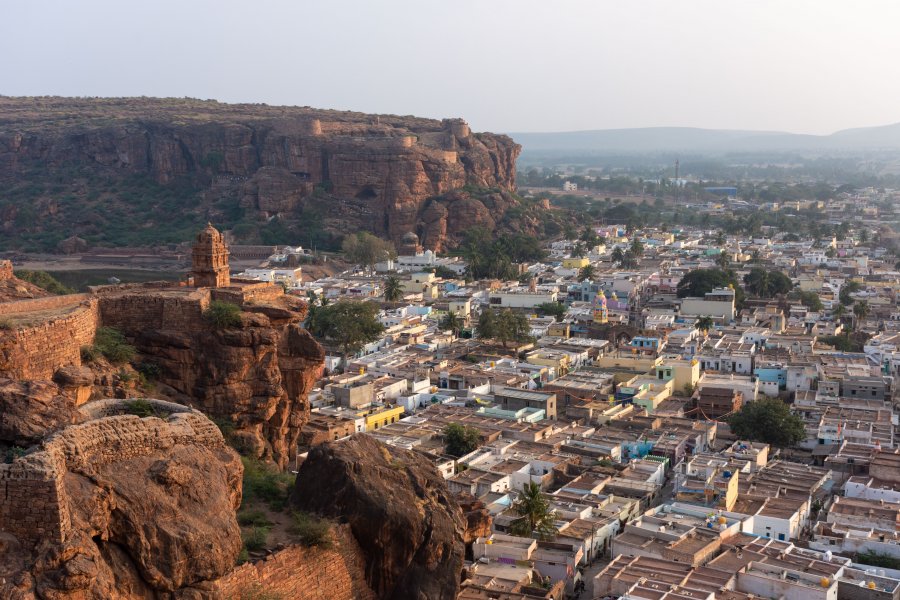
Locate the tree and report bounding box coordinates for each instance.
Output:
[610,247,625,265]
[859,229,869,244]
[714,251,730,270]
[839,280,862,306]
[477,309,496,340]
[509,482,559,541]
[571,242,587,258]
[341,232,397,267]
[629,238,644,258]
[439,310,464,336]
[307,300,385,371]
[715,231,727,246]
[853,300,870,330]
[578,264,596,282]
[444,423,480,457]
[536,302,567,322]
[832,302,846,323]
[382,275,403,302]
[495,309,531,348]
[792,290,823,312]
[676,269,743,304]
[695,316,714,333]
[743,268,792,298]
[727,397,806,448]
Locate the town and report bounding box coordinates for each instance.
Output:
[228,186,900,600]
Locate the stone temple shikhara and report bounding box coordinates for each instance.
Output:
[191,223,231,288]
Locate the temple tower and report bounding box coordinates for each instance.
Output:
[192,223,230,288]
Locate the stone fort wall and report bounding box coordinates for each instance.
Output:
[213,525,375,600]
[0,298,99,380]
[0,407,224,551]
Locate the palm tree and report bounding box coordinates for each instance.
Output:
[578,264,595,282]
[440,310,463,337]
[853,300,869,330]
[715,251,730,270]
[611,247,625,266]
[508,482,558,541]
[695,315,714,334]
[630,238,644,258]
[571,242,587,258]
[744,268,773,298]
[383,275,403,302]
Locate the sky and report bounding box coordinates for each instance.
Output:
[4,0,900,135]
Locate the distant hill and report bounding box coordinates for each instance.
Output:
[509,123,900,154]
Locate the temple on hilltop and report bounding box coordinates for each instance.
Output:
[192,223,230,288]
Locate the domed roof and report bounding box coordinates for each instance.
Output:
[196,223,224,243]
[402,231,420,244]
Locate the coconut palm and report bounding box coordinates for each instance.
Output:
[382,275,403,302]
[853,300,869,330]
[508,482,558,541]
[695,315,715,334]
[439,310,463,337]
[578,264,596,282]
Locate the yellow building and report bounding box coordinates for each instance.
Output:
[562,257,590,269]
[361,405,405,431]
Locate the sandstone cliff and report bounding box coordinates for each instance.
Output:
[292,435,488,600]
[0,97,523,252]
[0,284,324,469]
[0,402,244,599]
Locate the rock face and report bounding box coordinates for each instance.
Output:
[0,406,243,599]
[0,262,51,302]
[0,97,521,251]
[292,435,471,600]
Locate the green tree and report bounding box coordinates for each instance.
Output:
[839,280,862,305]
[695,316,714,333]
[382,275,403,302]
[853,300,870,330]
[444,423,480,457]
[676,269,743,306]
[578,264,596,282]
[714,251,730,270]
[859,229,869,244]
[307,300,385,371]
[536,302,567,322]
[439,310,464,336]
[571,242,587,258]
[792,290,823,312]
[341,232,397,267]
[629,238,644,258]
[610,247,625,266]
[743,268,793,298]
[477,309,496,340]
[508,482,559,541]
[727,397,806,448]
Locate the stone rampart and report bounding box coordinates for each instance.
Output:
[0,403,225,551]
[214,525,375,600]
[97,290,210,335]
[0,293,91,316]
[0,260,12,280]
[0,299,99,379]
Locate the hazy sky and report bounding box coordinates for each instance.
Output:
[4,0,900,134]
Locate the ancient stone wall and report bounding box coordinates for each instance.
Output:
[0,407,225,551]
[0,299,99,379]
[0,260,12,280]
[0,293,90,316]
[98,290,209,335]
[214,526,375,600]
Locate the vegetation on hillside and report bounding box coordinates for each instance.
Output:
[13,270,74,295]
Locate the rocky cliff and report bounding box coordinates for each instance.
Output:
[0,284,324,469]
[0,403,244,599]
[0,97,523,252]
[292,435,488,600]
[0,261,50,302]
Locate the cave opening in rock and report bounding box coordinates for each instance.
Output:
[356,185,378,200]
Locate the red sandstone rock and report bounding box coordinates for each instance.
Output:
[0,98,520,252]
[292,435,469,600]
